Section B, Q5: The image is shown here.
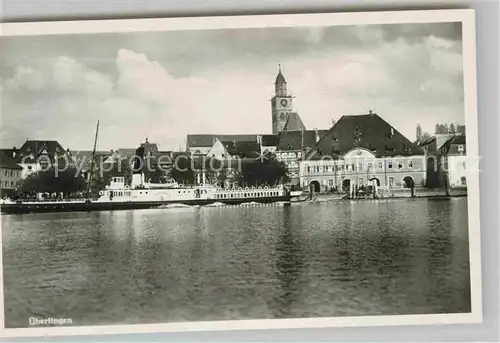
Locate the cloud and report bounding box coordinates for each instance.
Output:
[0,25,465,151]
[5,66,46,91]
[52,56,114,97]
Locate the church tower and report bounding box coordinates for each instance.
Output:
[271,65,293,134]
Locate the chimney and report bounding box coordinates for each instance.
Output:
[369,109,373,115]
[315,128,320,143]
[12,146,17,157]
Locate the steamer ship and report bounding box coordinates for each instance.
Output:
[0,123,290,215]
[0,175,290,214]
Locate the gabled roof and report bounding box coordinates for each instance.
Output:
[186,134,261,148]
[116,148,137,158]
[305,113,423,160]
[449,135,466,145]
[0,151,23,170]
[434,134,456,151]
[439,134,467,156]
[418,136,436,146]
[16,140,70,163]
[277,130,327,151]
[233,141,261,158]
[0,149,15,159]
[221,140,261,158]
[283,112,306,131]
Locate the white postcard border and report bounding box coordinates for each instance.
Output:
[0,8,482,339]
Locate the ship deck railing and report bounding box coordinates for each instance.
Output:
[12,198,98,203]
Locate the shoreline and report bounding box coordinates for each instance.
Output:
[291,188,468,203]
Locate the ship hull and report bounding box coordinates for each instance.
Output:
[0,196,291,214]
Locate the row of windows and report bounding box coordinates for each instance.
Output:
[278,152,302,160]
[1,180,18,188]
[306,177,401,188]
[108,191,131,197]
[306,160,415,173]
[174,190,209,194]
[2,170,20,177]
[216,191,280,199]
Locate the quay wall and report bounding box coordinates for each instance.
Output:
[377,187,467,199]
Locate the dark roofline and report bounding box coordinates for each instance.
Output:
[0,151,23,169]
[305,113,423,159]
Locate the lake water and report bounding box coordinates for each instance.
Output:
[2,198,471,328]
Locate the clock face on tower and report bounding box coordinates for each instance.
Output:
[280,99,288,107]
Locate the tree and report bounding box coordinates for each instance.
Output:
[143,161,166,183]
[169,155,195,185]
[449,123,456,134]
[17,166,86,198]
[236,155,290,187]
[199,157,226,185]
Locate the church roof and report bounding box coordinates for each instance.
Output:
[304,112,423,160]
[275,70,286,83]
[283,112,306,131]
[140,139,159,153]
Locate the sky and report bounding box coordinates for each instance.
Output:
[0,22,465,151]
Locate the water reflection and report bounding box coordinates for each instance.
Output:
[272,205,305,318]
[2,199,471,328]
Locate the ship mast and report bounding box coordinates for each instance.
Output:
[86,120,100,198]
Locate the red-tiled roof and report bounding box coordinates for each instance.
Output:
[305,113,423,160]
